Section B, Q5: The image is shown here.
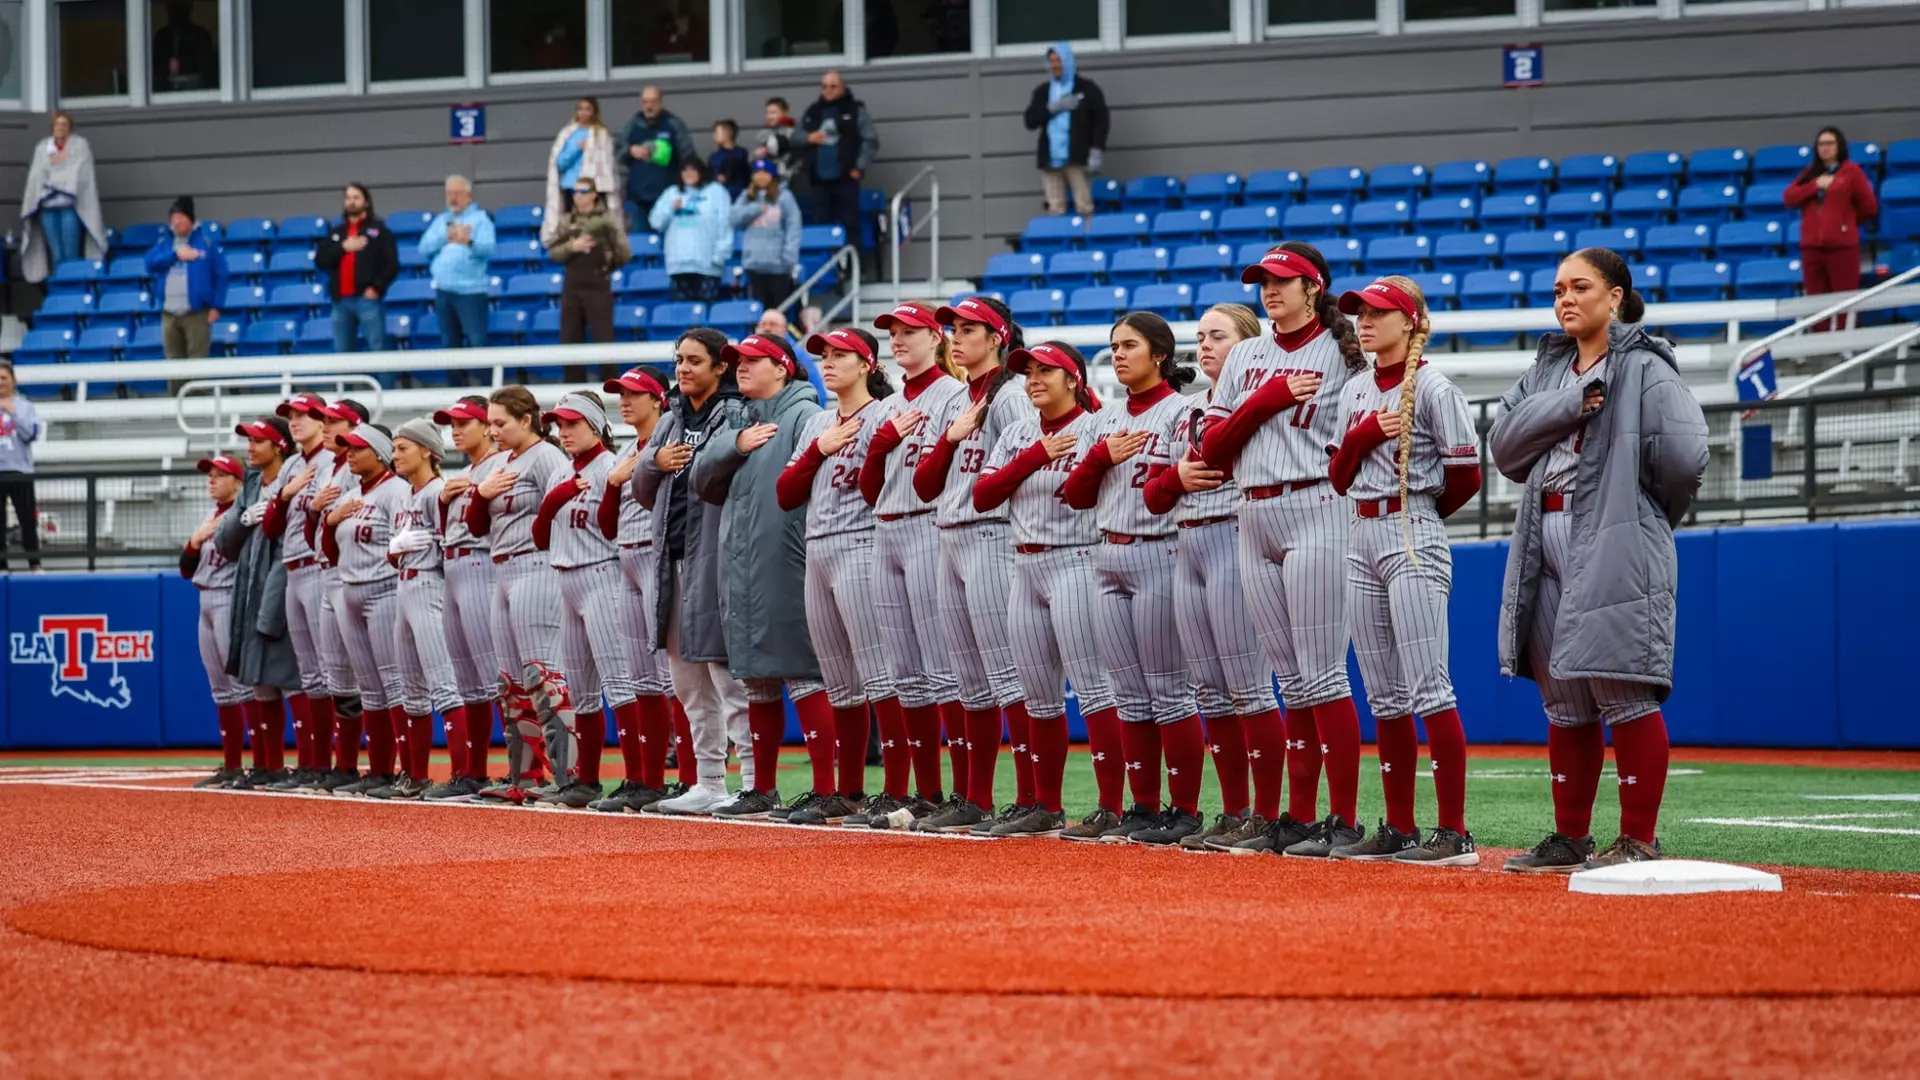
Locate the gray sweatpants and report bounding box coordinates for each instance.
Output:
[665,560,752,792]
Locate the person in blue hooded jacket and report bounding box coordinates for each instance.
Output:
[648,158,733,303]
[144,195,230,359]
[1021,43,1109,217]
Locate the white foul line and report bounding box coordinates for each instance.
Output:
[1689,817,1920,836]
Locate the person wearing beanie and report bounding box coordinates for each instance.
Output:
[144,193,228,360]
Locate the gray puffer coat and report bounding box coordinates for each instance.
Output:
[214,466,301,691]
[633,387,750,663]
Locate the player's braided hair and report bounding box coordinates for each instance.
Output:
[1279,241,1366,373]
[1376,275,1432,565]
[575,390,619,452]
[1113,311,1196,391]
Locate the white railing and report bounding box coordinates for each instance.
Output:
[778,244,861,326]
[175,373,386,448]
[1729,265,1920,387]
[889,166,941,299]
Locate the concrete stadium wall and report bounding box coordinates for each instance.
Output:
[15,6,1920,282]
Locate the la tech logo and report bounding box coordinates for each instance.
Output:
[9,615,154,710]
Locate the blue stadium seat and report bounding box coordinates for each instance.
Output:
[1527,268,1557,308]
[957,290,1006,308]
[1854,141,1884,174]
[46,259,103,297]
[1021,214,1087,254]
[1329,274,1371,300]
[1479,194,1542,232]
[1503,229,1571,272]
[265,283,327,317]
[1091,177,1123,211]
[1131,283,1194,321]
[1575,227,1642,257]
[521,308,559,347]
[410,312,443,350]
[1107,247,1169,287]
[649,302,706,336]
[613,304,649,342]
[1886,138,1920,177]
[222,218,276,252]
[1195,281,1259,309]
[1217,204,1282,243]
[982,252,1045,292]
[237,319,298,357]
[397,242,426,277]
[1753,144,1813,182]
[1715,220,1786,259]
[1283,203,1346,235]
[620,267,673,301]
[1736,258,1802,300]
[493,204,545,239]
[293,318,336,355]
[116,222,167,252]
[1558,154,1620,190]
[1662,261,1733,339]
[387,210,434,238]
[383,313,412,347]
[275,216,328,252]
[1152,209,1216,244]
[1310,237,1364,275]
[1610,187,1673,228]
[1244,170,1304,204]
[629,231,663,266]
[1171,243,1235,285]
[1234,242,1274,268]
[709,299,763,339]
[1494,155,1556,197]
[94,289,156,328]
[1368,163,1428,199]
[1623,150,1686,188]
[1429,160,1491,195]
[1306,166,1366,204]
[1123,175,1182,212]
[223,286,268,320]
[1878,176,1920,243]
[33,293,93,331]
[1181,172,1242,209]
[502,272,564,313]
[15,328,74,367]
[1689,147,1750,185]
[100,256,149,287]
[488,238,545,273]
[1067,286,1128,325]
[1643,223,1713,262]
[1009,288,1066,327]
[1414,196,1477,233]
[1676,183,1742,225]
[126,324,166,361]
[225,251,266,282]
[71,325,129,364]
[1544,190,1608,230]
[801,224,846,254]
[1631,264,1664,303]
[1743,182,1790,221]
[264,250,317,287]
[488,308,529,345]
[1409,272,1458,311]
[1046,250,1107,288]
[1457,270,1527,347]
[1088,212,1152,248]
[1432,232,1501,270]
[1363,235,1430,274]
[384,279,436,317]
[1349,199,1412,238]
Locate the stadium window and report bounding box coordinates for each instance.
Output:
[995,0,1097,45]
[0,0,24,100]
[1126,0,1230,36]
[249,0,346,90]
[1544,0,1654,8]
[1267,0,1376,26]
[490,0,588,73]
[610,0,711,68]
[370,0,467,83]
[1403,0,1517,18]
[865,0,970,58]
[59,0,130,98]
[150,1,219,94]
[742,0,844,60]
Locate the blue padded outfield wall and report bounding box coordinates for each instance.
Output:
[1,518,1915,750]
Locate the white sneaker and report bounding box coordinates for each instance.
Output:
[651,784,732,816]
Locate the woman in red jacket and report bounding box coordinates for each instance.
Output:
[1784,126,1879,325]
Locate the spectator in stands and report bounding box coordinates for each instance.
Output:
[18,110,105,283]
[1785,126,1880,327]
[648,158,732,304]
[145,196,228,361]
[619,86,696,225]
[548,177,631,349]
[709,119,750,200]
[800,71,878,272]
[754,97,803,190]
[543,96,619,246]
[732,158,802,311]
[1022,42,1108,217]
[152,2,215,92]
[0,361,40,570]
[419,175,496,359]
[314,183,398,355]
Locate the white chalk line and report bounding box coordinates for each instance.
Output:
[1802,794,1920,803]
[1688,817,1920,837]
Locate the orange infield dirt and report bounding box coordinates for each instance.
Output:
[6,782,1920,1077]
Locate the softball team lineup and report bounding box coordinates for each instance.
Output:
[186,242,1710,875]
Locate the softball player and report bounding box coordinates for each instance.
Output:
[1060,312,1207,846]
[972,342,1122,840]
[467,387,574,803]
[860,300,968,818]
[1324,277,1482,867]
[591,368,679,813]
[262,393,339,788]
[217,416,303,789]
[373,419,463,801]
[427,396,502,800]
[321,424,412,796]
[185,453,250,788]
[775,327,894,825]
[530,391,631,809]
[310,400,372,786]
[1142,303,1287,854]
[913,296,1038,834]
[1200,242,1369,858]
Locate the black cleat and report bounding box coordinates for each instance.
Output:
[1098,804,1164,844]
[266,769,319,792]
[337,773,395,798]
[713,788,782,819]
[424,776,485,802]
[537,781,602,809]
[991,805,1067,838]
[1230,812,1313,856]
[194,767,242,789]
[1284,814,1363,859]
[367,774,427,801]
[773,790,823,823]
[1583,834,1661,871]
[1182,810,1248,852]
[1130,807,1204,848]
[1503,832,1597,875]
[974,802,1035,837]
[1061,807,1122,843]
[1396,827,1480,867]
[1330,819,1420,861]
[912,798,990,833]
[787,793,862,825]
[316,770,362,794]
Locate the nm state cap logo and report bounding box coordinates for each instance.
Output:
[9,615,154,710]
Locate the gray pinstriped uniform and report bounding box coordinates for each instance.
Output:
[1205,328,1355,709]
[1543,356,1606,494]
[318,462,362,699]
[1332,365,1478,719]
[987,411,1116,721]
[791,402,893,709]
[392,476,462,718]
[439,451,502,703]
[484,441,569,681]
[1084,391,1197,726]
[870,375,967,709]
[191,505,250,707]
[333,473,409,712]
[610,440,672,697]
[922,377,1033,711]
[280,444,333,699]
[1162,393,1276,718]
[551,448,639,711]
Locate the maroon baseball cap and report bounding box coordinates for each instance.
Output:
[197,453,244,479]
[1337,278,1422,322]
[935,295,1008,334]
[275,392,329,419]
[234,417,293,453]
[602,367,668,401]
[1007,342,1082,378]
[805,327,876,366]
[872,301,941,331]
[1239,246,1324,288]
[433,399,489,425]
[720,333,798,375]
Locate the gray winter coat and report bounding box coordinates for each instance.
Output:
[730,187,803,276]
[1491,322,1709,695]
[689,378,824,683]
[214,466,301,691]
[632,388,750,663]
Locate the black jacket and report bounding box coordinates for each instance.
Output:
[799,93,878,184]
[1022,76,1109,170]
[314,214,400,300]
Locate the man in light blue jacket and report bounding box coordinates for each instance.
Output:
[647,159,733,303]
[418,174,496,365]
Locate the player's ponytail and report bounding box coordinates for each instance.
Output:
[1378,275,1432,564]
[978,296,1024,404]
[1114,310,1196,391]
[841,327,894,399]
[1281,240,1366,373]
[1569,246,1645,325]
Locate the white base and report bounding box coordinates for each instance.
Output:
[1569,858,1783,896]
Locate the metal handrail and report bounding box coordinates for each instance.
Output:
[1728,265,1920,382]
[777,244,862,326]
[1775,323,1920,400]
[176,374,384,447]
[888,165,941,299]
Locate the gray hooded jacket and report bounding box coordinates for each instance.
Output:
[1491,321,1709,695]
[214,466,301,691]
[633,389,751,663]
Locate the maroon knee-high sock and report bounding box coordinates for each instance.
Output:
[1375,714,1419,833]
[1317,698,1362,824]
[577,707,606,786]
[310,695,337,773]
[287,693,311,771]
[635,695,671,788]
[939,701,969,803]
[1004,702,1035,806]
[1285,704,1321,822]
[833,704,870,798]
[364,707,396,776]
[1030,713,1069,814]
[246,700,272,771]
[264,698,287,771]
[746,699,785,793]
[1424,707,1469,834]
[1547,721,1605,839]
[613,700,644,783]
[1161,715,1206,815]
[338,701,366,774]
[964,708,1001,808]
[216,703,245,772]
[1609,710,1670,844]
[795,693,837,794]
[1084,705,1125,813]
[466,700,494,779]
[409,712,434,779]
[1244,708,1286,820]
[442,704,469,780]
[1119,721,1163,810]
[1204,713,1249,816]
[872,696,910,798]
[903,704,945,800]
[671,698,695,786]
